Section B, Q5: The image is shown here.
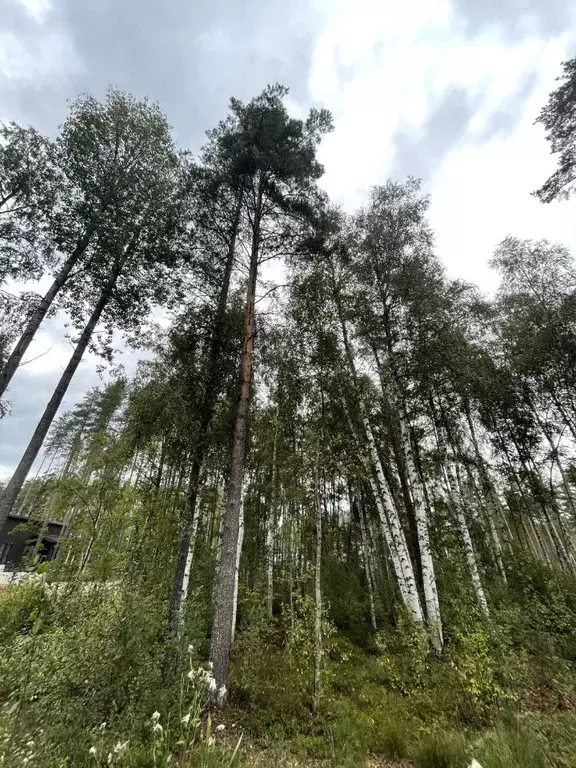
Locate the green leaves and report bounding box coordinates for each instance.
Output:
[535,57,576,203]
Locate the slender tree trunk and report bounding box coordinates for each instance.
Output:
[0,276,115,528]
[357,493,377,631]
[266,407,280,617]
[536,412,576,519]
[446,460,489,615]
[313,461,323,711]
[431,398,488,614]
[288,502,295,632]
[210,186,261,694]
[178,495,201,636]
[330,278,423,624]
[364,418,424,623]
[396,403,442,650]
[338,377,421,622]
[231,481,246,644]
[0,229,94,400]
[166,190,242,638]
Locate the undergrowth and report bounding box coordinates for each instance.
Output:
[0,557,575,767]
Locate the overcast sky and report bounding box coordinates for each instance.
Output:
[1,0,576,476]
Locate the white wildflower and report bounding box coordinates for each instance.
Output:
[187,644,194,654]
[181,712,191,726]
[216,684,227,706]
[152,723,164,736]
[26,741,34,748]
[207,676,217,694]
[215,724,225,732]
[113,740,129,755]
[151,711,161,723]
[99,722,107,732]
[107,754,113,765]
[89,746,97,756]
[208,661,214,671]
[207,736,215,747]
[187,669,195,681]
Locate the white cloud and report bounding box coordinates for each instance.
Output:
[308,0,576,289]
[0,0,83,124]
[430,37,576,291]
[15,0,52,24]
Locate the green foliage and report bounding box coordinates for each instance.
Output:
[0,581,51,646]
[413,729,470,768]
[231,590,336,737]
[375,610,430,693]
[0,582,243,768]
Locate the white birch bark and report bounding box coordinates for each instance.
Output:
[369,476,419,620]
[177,497,201,636]
[484,503,507,583]
[527,515,552,564]
[364,417,424,623]
[397,407,443,651]
[231,482,246,644]
[313,465,323,710]
[266,410,279,617]
[358,496,378,631]
[445,461,489,615]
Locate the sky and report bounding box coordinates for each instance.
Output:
[1,0,576,476]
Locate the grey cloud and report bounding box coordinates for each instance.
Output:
[0,2,76,129]
[5,0,320,148]
[0,0,321,474]
[390,72,540,183]
[451,0,572,40]
[390,86,482,181]
[476,70,539,142]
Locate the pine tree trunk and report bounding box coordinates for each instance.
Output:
[209,187,261,694]
[0,276,114,528]
[0,228,94,400]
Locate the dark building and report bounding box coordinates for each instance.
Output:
[0,514,64,571]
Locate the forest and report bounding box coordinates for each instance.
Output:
[0,57,576,768]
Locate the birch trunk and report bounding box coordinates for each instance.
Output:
[364,417,424,623]
[266,408,280,617]
[431,399,489,614]
[445,461,489,615]
[177,496,201,636]
[231,482,246,644]
[531,404,576,518]
[330,267,422,625]
[358,494,377,631]
[397,406,443,651]
[313,461,323,710]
